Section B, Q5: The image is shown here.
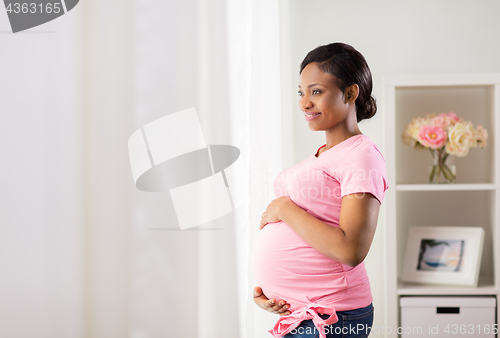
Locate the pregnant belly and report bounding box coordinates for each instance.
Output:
[252,221,347,312]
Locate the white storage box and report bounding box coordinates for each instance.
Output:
[400,296,496,338]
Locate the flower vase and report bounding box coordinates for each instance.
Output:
[429,148,456,184]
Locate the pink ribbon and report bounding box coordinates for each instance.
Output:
[268,303,338,338]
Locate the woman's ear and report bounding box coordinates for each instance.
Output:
[345,84,359,103]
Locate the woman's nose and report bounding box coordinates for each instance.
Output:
[299,95,313,111]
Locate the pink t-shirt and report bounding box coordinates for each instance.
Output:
[252,134,388,337]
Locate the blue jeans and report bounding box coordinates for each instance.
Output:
[284,303,374,338]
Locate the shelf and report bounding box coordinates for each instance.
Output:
[398,277,497,296]
[384,73,500,87]
[394,84,496,184]
[384,73,500,332]
[396,183,498,191]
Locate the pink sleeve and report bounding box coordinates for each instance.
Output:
[336,143,389,204]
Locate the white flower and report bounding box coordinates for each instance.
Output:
[473,125,488,149]
[445,122,475,157]
[402,116,431,148]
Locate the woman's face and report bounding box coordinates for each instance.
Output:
[298,62,351,132]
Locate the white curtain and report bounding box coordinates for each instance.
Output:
[84,0,284,337]
[0,6,85,338]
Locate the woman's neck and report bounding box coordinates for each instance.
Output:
[323,123,362,150]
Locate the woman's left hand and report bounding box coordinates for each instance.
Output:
[259,196,293,230]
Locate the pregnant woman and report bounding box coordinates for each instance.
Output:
[252,43,388,338]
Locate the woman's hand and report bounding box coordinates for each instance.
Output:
[259,196,294,230]
[253,286,291,316]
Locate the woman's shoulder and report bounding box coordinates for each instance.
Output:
[342,135,385,161]
[319,135,386,178]
[338,135,389,198]
[328,136,386,179]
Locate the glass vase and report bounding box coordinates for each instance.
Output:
[429,148,456,184]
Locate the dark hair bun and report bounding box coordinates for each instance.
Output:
[357,94,377,122]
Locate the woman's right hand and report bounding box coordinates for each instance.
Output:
[253,286,291,316]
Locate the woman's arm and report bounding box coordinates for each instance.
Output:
[260,193,380,267]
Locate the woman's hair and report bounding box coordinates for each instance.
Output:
[300,42,377,122]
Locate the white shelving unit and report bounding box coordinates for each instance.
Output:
[383,73,500,336]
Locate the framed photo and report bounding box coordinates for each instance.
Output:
[401,226,484,286]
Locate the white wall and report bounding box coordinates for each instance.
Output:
[281,0,500,334]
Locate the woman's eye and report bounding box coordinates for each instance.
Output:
[298,91,303,96]
[312,90,321,95]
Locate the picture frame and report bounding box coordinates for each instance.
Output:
[401,226,485,287]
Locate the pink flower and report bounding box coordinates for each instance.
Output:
[446,111,461,123]
[433,114,453,129]
[418,125,447,149]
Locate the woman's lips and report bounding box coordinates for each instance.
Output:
[304,112,321,121]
